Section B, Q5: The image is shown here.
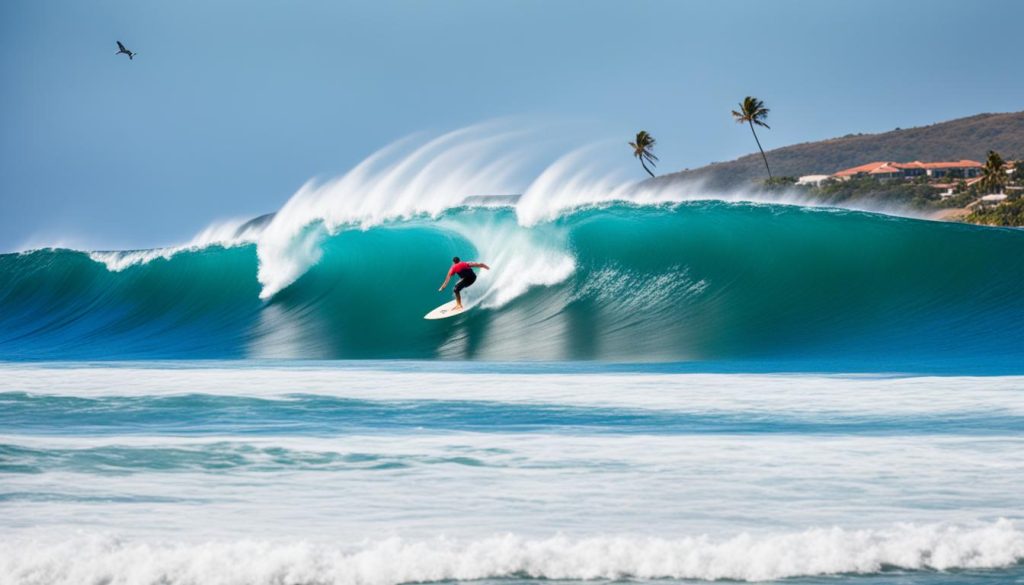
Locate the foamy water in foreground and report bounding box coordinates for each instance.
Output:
[1,363,1022,584]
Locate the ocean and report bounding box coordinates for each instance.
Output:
[2,200,1023,584]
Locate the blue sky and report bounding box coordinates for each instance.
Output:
[1,0,1022,251]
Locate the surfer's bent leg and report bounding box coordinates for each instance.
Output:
[453,275,476,308]
[454,275,476,295]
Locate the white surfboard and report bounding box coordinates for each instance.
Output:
[424,299,470,320]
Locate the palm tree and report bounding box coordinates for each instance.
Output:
[732,96,772,179]
[982,150,1006,194]
[629,131,658,178]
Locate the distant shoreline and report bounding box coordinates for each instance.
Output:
[931,207,971,222]
[654,111,1024,192]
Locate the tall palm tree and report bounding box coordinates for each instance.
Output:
[982,150,1006,194]
[629,131,658,178]
[732,96,772,179]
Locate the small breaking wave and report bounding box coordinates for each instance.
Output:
[89,218,266,272]
[4,521,1023,584]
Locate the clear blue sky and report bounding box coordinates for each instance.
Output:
[2,0,1022,251]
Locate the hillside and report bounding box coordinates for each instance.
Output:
[653,111,1024,191]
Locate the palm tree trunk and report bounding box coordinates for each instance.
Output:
[749,121,772,179]
[640,159,655,178]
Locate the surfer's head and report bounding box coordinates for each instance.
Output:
[452,257,460,264]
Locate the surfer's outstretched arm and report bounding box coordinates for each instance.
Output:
[438,274,452,292]
[469,262,490,270]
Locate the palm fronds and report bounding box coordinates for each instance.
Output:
[732,96,772,178]
[732,96,770,128]
[982,150,1007,193]
[629,131,658,178]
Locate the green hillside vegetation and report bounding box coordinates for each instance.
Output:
[964,160,1024,225]
[966,198,1024,226]
[759,156,1024,225]
[654,112,1024,191]
[762,176,969,209]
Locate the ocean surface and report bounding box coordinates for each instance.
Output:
[2,175,1024,584]
[1,363,1023,584]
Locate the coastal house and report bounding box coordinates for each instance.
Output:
[833,162,904,180]
[797,174,832,186]
[934,176,986,197]
[919,160,984,178]
[832,160,982,181]
[932,182,958,197]
[980,194,1008,203]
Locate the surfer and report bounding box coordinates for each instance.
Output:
[438,257,489,310]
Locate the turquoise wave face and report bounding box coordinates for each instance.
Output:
[1,202,1022,368]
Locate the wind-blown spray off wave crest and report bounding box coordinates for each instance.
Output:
[2,125,1023,364]
[5,520,1023,584]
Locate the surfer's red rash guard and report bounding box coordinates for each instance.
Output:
[448,262,472,277]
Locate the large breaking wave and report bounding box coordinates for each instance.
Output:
[1,126,1023,365]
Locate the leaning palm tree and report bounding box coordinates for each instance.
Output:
[982,150,1007,194]
[629,131,658,178]
[732,96,772,179]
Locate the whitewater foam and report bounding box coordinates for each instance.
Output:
[253,124,535,299]
[437,215,575,308]
[4,521,1022,585]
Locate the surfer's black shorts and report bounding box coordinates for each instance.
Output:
[454,273,476,294]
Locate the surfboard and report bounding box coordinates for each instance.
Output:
[424,299,470,320]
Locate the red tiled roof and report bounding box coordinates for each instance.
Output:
[834,162,889,177]
[918,160,982,169]
[833,160,982,177]
[868,164,902,175]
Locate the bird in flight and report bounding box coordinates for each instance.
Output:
[115,41,136,60]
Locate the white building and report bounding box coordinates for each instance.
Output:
[797,174,832,186]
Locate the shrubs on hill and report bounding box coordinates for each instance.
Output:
[763,176,948,209]
[759,163,1024,226]
[763,176,798,189]
[755,154,1024,226]
[812,177,946,208]
[965,198,1024,226]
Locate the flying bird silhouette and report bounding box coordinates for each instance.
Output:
[115,41,136,60]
